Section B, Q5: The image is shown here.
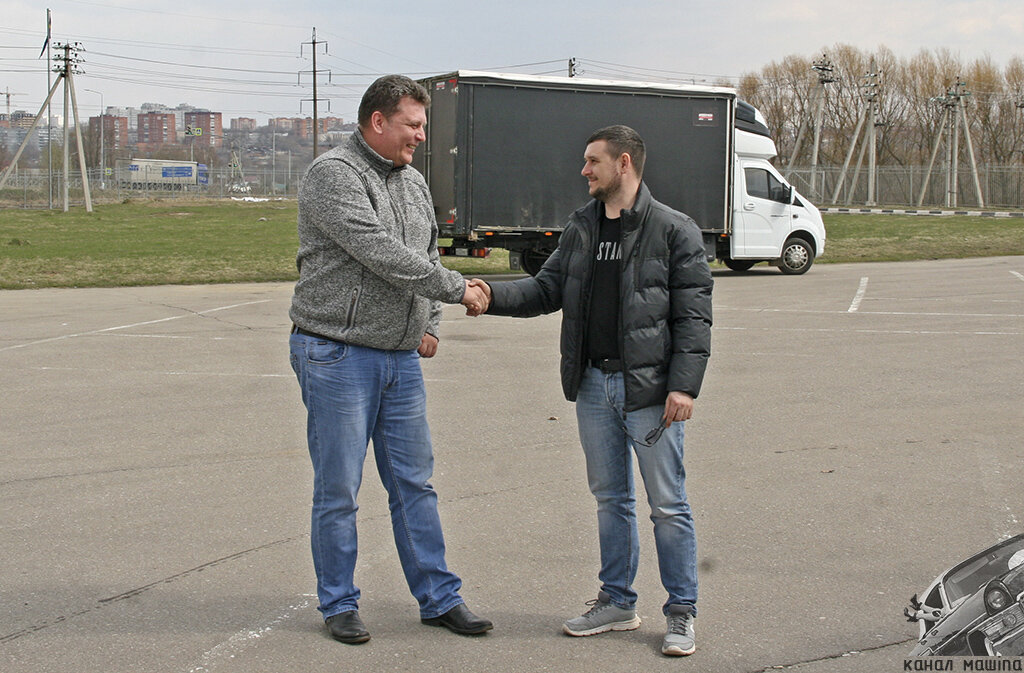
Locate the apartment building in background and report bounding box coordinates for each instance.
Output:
[136,112,177,149]
[184,111,223,147]
[89,115,130,151]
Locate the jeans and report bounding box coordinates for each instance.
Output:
[575,366,698,616]
[289,333,463,620]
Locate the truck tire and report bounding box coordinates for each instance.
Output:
[521,249,550,276]
[723,258,756,272]
[779,237,814,275]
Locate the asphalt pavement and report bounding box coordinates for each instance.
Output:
[1,256,1022,673]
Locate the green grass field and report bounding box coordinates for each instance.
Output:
[2,199,1023,289]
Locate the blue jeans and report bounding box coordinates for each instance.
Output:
[575,366,698,616]
[289,333,463,620]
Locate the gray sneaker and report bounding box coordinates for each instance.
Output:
[562,591,641,637]
[661,604,695,656]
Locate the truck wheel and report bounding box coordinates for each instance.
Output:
[723,258,756,272]
[779,237,814,275]
[521,250,550,276]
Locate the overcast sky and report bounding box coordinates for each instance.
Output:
[4,0,1024,124]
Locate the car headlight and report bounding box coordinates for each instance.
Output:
[986,587,1012,613]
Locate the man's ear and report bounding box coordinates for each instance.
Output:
[368,110,386,135]
[619,152,633,174]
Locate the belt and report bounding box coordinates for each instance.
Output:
[291,324,336,342]
[590,358,622,373]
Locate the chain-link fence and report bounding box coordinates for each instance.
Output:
[7,163,1024,211]
[786,165,1024,210]
[0,164,307,208]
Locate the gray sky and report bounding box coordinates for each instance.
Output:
[3,0,1024,124]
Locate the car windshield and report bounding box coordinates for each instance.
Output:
[944,538,1024,603]
[1005,565,1024,598]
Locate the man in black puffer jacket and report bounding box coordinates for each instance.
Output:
[470,125,712,657]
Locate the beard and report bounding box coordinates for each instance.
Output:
[590,172,623,203]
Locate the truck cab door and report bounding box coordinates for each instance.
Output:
[735,163,792,258]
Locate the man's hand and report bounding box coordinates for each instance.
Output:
[662,391,694,427]
[418,333,439,358]
[462,279,490,316]
[467,278,492,316]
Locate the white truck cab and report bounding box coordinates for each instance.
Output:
[725,102,826,274]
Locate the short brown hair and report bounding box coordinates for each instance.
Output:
[586,125,646,178]
[358,75,430,128]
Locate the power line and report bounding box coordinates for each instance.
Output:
[88,51,303,75]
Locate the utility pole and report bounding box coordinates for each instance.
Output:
[44,8,53,209]
[1016,96,1024,164]
[832,60,881,205]
[785,54,836,200]
[808,55,836,199]
[0,41,92,212]
[917,78,984,208]
[300,28,330,160]
[259,112,277,195]
[84,87,103,189]
[568,57,579,78]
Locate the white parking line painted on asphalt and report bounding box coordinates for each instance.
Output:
[19,365,291,378]
[187,595,316,673]
[0,300,272,353]
[716,306,1024,318]
[848,277,869,313]
[1012,270,1024,282]
[100,333,231,340]
[716,326,1022,336]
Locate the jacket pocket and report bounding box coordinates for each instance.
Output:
[344,287,361,330]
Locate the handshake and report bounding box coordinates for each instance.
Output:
[461,278,492,316]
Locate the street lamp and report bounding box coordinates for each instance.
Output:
[258,111,276,195]
[83,88,104,189]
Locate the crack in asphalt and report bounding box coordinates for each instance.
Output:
[0,535,307,644]
[751,637,916,671]
[0,450,303,487]
[0,478,563,644]
[148,301,258,331]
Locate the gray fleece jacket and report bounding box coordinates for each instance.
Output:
[289,130,466,350]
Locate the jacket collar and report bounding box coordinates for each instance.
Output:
[619,182,652,233]
[578,182,652,233]
[350,128,407,177]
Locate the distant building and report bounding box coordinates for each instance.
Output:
[107,106,139,129]
[231,117,256,131]
[290,117,339,139]
[89,115,130,151]
[137,112,177,147]
[10,110,37,130]
[184,111,223,148]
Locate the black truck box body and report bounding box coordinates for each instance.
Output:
[413,71,736,241]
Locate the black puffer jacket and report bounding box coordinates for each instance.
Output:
[488,183,713,412]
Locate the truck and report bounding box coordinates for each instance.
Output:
[412,71,825,275]
[115,158,209,191]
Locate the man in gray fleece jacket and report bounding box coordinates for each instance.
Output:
[288,75,491,645]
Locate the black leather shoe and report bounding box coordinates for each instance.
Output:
[421,603,493,635]
[325,610,370,644]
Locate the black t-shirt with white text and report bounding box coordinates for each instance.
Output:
[586,213,622,360]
